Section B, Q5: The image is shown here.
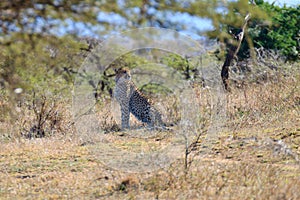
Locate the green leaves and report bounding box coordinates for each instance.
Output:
[248,1,300,61]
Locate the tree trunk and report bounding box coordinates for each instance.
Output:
[221,13,251,91]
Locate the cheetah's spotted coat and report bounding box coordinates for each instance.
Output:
[114,68,164,129]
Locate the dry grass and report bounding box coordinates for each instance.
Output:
[226,69,299,138]
[0,126,299,199]
[0,65,299,199]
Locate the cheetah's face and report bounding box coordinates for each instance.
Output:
[115,68,131,83]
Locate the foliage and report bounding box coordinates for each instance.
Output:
[0,34,85,104]
[1,0,299,138]
[161,54,193,79]
[245,1,300,61]
[0,0,99,37]
[1,0,296,91]
[0,33,85,138]
[140,83,173,97]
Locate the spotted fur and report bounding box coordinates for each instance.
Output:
[114,68,164,129]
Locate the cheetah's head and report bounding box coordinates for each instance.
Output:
[115,68,131,83]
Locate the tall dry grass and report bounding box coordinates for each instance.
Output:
[0,62,299,142]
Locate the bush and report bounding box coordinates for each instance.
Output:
[240,1,300,61]
[17,91,74,138]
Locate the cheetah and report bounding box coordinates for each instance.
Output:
[113,68,164,130]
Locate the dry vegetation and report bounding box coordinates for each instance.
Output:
[0,63,299,199]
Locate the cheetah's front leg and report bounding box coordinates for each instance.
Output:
[120,104,130,130]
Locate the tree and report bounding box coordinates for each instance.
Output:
[1,0,299,137]
[246,1,300,61]
[0,0,296,98]
[221,12,251,91]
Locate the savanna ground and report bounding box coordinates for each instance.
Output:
[0,64,299,199]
